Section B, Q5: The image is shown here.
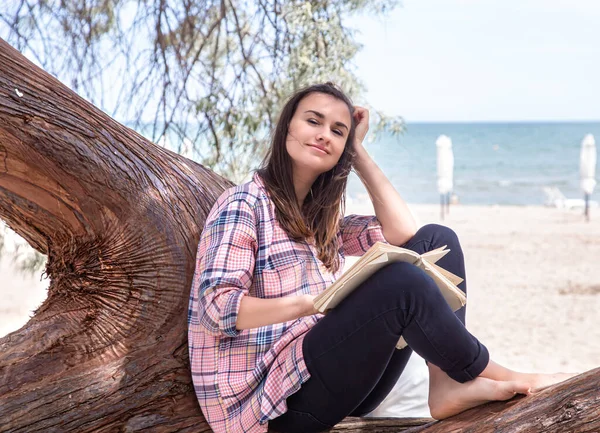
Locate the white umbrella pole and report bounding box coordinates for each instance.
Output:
[440,194,445,220]
[585,193,590,222]
[580,134,596,222]
[436,135,454,222]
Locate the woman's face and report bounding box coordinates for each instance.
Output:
[285,92,352,177]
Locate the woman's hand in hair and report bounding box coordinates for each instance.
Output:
[353,105,370,148]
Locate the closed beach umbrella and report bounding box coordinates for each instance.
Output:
[436,135,454,219]
[580,134,597,221]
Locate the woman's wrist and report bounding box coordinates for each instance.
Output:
[296,294,317,317]
[237,294,318,330]
[353,144,374,174]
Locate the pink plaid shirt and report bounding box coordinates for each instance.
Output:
[188,172,387,433]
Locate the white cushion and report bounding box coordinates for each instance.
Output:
[364,351,431,418]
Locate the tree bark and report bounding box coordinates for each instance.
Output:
[407,366,600,433]
[0,38,598,433]
[0,37,230,432]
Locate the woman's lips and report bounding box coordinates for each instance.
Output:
[307,143,328,154]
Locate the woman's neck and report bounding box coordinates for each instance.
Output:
[293,170,318,207]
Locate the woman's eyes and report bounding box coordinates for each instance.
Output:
[307,119,344,136]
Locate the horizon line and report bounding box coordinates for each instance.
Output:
[403,119,600,124]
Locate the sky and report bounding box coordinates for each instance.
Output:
[348,0,600,122]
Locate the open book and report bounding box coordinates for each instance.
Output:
[313,242,466,349]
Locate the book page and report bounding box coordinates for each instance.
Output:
[428,261,464,286]
[420,261,466,311]
[314,242,466,315]
[396,336,408,350]
[314,244,421,311]
[421,246,450,264]
[315,257,395,311]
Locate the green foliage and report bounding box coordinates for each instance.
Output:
[0,0,406,270]
[0,0,403,183]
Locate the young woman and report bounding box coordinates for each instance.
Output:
[187,83,572,433]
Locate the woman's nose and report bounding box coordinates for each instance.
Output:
[316,128,331,142]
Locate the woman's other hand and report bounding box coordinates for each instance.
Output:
[298,294,319,317]
[353,105,369,147]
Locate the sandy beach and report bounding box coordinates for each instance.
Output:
[1,203,599,375]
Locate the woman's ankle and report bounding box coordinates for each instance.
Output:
[476,360,577,391]
[479,359,521,382]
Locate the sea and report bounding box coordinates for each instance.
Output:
[346,122,600,206]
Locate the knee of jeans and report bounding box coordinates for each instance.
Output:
[420,223,460,247]
[375,262,438,300]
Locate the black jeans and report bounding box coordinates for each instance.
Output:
[269,224,489,433]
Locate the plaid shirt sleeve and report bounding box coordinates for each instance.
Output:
[340,214,388,256]
[194,197,258,337]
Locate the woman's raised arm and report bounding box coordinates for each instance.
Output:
[351,106,418,246]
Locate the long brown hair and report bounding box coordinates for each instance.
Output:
[257,83,356,273]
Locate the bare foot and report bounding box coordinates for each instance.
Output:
[428,365,530,420]
[480,360,578,393]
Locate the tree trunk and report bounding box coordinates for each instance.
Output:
[1,38,598,433]
[0,37,229,432]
